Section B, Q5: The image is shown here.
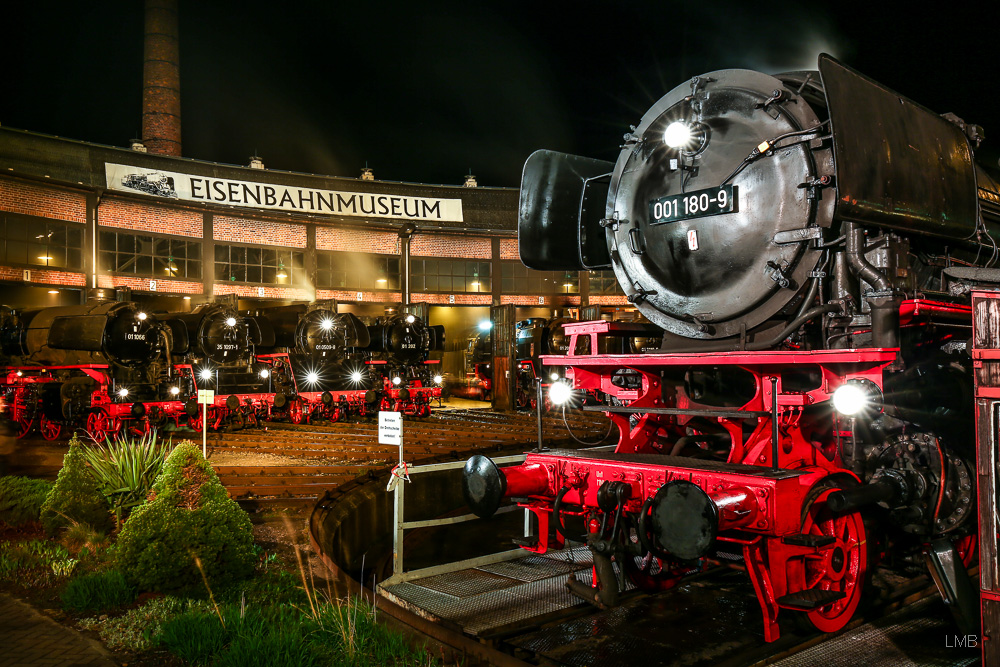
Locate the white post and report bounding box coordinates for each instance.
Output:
[202,401,208,458]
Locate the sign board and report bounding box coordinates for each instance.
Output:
[257,286,265,297]
[22,270,30,281]
[378,411,402,446]
[197,389,215,404]
[105,163,464,222]
[149,280,157,292]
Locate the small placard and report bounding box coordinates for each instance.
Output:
[257,286,265,297]
[378,411,402,445]
[538,296,544,305]
[449,294,455,304]
[356,292,363,300]
[22,270,31,281]
[197,389,215,404]
[149,280,157,291]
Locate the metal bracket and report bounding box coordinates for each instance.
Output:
[766,260,792,289]
[599,214,622,232]
[773,227,823,245]
[797,174,835,200]
[627,283,657,305]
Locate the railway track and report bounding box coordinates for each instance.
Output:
[210,408,614,501]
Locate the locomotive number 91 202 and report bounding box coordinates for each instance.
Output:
[649,185,737,225]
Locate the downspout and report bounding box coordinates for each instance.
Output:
[92,190,104,289]
[398,223,417,307]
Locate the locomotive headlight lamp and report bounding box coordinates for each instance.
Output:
[479,321,492,331]
[137,311,147,321]
[832,379,883,416]
[320,319,333,331]
[549,380,573,406]
[306,371,319,384]
[118,388,129,398]
[259,369,270,379]
[393,376,402,386]
[200,368,213,381]
[434,374,443,385]
[225,317,237,327]
[664,121,692,148]
[406,315,416,324]
[350,370,363,384]
[169,386,180,396]
[550,371,560,382]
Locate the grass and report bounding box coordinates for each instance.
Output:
[0,476,53,526]
[61,569,135,612]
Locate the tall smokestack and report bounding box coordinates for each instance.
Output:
[142,0,181,156]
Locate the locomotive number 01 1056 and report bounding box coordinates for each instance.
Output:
[649,185,737,225]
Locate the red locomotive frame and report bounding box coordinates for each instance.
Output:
[495,319,907,641]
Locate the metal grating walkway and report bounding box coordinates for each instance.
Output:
[379,546,622,636]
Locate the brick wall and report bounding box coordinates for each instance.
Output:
[214,216,307,248]
[0,265,86,286]
[99,197,202,237]
[499,238,519,260]
[316,227,398,254]
[315,289,401,303]
[410,293,491,305]
[213,283,313,300]
[411,235,490,259]
[0,181,87,223]
[588,295,629,306]
[97,274,202,293]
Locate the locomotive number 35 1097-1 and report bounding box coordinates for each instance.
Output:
[648,185,737,226]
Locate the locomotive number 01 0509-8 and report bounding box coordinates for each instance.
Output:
[649,185,737,225]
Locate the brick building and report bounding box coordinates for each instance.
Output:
[0,126,626,374]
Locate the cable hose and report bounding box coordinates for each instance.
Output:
[561,405,615,446]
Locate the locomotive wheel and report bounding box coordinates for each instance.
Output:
[288,399,304,425]
[189,412,203,432]
[622,551,685,592]
[797,487,869,633]
[39,414,62,441]
[86,410,112,442]
[15,414,34,439]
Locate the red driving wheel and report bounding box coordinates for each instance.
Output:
[288,399,304,424]
[86,409,112,442]
[798,487,869,633]
[39,414,62,441]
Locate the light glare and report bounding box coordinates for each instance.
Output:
[169,386,180,396]
[350,371,363,383]
[478,321,492,331]
[137,311,147,321]
[320,319,333,331]
[405,315,415,324]
[306,372,319,384]
[225,317,237,327]
[118,388,129,397]
[259,369,270,379]
[433,374,443,384]
[392,376,402,385]
[550,372,560,382]
[664,121,692,148]
[832,383,868,416]
[200,369,213,381]
[549,381,572,406]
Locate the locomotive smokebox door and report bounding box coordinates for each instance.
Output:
[519,150,613,270]
[604,69,833,339]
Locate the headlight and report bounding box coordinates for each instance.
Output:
[832,379,883,416]
[259,369,270,379]
[350,371,363,383]
[225,317,237,327]
[306,372,319,384]
[118,388,129,397]
[169,386,180,396]
[549,381,572,406]
[663,121,692,148]
[406,315,416,324]
[200,368,213,381]
[433,375,443,384]
[550,372,560,382]
[320,319,333,331]
[393,376,402,386]
[137,311,147,321]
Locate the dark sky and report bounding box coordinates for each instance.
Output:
[4,1,999,187]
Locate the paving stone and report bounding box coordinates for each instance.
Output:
[0,594,117,667]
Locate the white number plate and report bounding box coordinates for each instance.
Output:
[649,185,737,225]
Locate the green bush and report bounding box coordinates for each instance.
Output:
[0,539,71,580]
[60,569,135,612]
[115,443,255,592]
[39,436,113,536]
[81,431,170,526]
[0,476,53,526]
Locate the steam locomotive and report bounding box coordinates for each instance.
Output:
[1,301,446,438]
[515,317,572,409]
[463,54,993,641]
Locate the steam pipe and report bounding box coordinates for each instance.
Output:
[844,221,890,291]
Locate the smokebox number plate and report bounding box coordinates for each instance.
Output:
[649,185,737,225]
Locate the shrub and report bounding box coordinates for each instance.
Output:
[0,539,71,580]
[115,443,255,592]
[60,569,135,612]
[0,476,52,526]
[80,431,170,527]
[39,436,113,536]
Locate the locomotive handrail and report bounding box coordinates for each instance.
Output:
[383,453,530,586]
[584,405,769,419]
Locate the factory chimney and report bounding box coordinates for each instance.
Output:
[141,0,182,156]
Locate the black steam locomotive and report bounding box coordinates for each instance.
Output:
[464,54,992,641]
[365,313,445,416]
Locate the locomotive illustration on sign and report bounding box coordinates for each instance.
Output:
[463,54,994,640]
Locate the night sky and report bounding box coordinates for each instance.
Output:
[4,1,999,188]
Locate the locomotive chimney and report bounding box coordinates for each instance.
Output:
[141,0,182,156]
